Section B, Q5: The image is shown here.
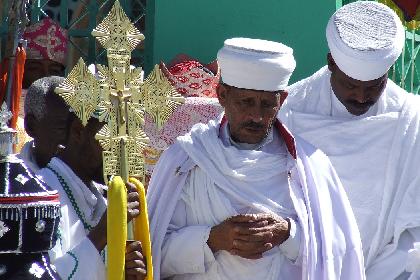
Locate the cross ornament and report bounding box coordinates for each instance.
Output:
[55,0,184,183]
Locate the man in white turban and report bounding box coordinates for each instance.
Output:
[147,37,365,280]
[279,2,420,279]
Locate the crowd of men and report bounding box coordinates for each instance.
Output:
[1,1,419,279]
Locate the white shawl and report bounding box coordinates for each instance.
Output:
[280,66,420,279]
[147,118,365,280]
[37,158,107,280]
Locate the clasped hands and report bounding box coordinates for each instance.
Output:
[207,213,290,260]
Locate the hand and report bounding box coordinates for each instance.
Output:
[244,213,291,247]
[125,240,147,280]
[207,214,274,259]
[87,210,107,252]
[126,181,140,222]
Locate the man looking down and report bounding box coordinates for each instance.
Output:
[147,37,365,280]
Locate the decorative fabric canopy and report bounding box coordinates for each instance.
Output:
[23,17,68,65]
[160,54,220,98]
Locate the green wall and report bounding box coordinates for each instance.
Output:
[145,1,336,83]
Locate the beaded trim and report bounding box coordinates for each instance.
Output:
[0,192,59,198]
[0,204,60,220]
[42,253,57,280]
[4,158,10,195]
[67,251,79,280]
[46,166,93,232]
[0,205,59,253]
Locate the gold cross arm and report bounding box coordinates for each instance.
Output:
[54,58,101,126]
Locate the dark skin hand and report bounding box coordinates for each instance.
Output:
[207,213,290,259]
[88,181,146,279]
[125,183,146,280]
[88,181,141,250]
[126,241,147,280]
[127,181,140,221]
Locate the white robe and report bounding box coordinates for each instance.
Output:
[37,158,107,280]
[147,117,365,280]
[161,121,301,280]
[280,66,420,279]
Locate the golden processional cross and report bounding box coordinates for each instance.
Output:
[55,1,184,279]
[56,0,184,183]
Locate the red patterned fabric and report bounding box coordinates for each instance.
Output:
[160,54,220,98]
[23,17,68,65]
[392,0,420,21]
[144,97,223,175]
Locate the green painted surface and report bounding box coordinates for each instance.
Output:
[146,1,336,83]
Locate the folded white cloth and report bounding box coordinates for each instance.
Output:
[281,66,420,279]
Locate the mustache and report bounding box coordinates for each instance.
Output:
[241,121,265,129]
[347,100,375,107]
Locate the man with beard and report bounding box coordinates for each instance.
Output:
[279,2,420,279]
[147,37,365,280]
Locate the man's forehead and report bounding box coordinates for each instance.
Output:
[226,85,283,98]
[336,66,387,86]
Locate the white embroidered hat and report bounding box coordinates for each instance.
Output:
[326,1,405,81]
[217,38,296,91]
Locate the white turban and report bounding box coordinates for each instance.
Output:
[217,38,296,91]
[326,1,405,81]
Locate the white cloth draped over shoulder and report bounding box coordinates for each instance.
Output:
[37,158,107,280]
[147,117,365,280]
[280,66,420,279]
[160,120,302,280]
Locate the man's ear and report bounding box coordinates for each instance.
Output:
[327,53,336,72]
[24,114,37,138]
[216,83,228,107]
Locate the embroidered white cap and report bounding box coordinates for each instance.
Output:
[326,1,405,81]
[217,38,296,91]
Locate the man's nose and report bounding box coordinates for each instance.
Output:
[248,106,264,122]
[353,88,370,103]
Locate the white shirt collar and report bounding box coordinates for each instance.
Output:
[47,157,107,226]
